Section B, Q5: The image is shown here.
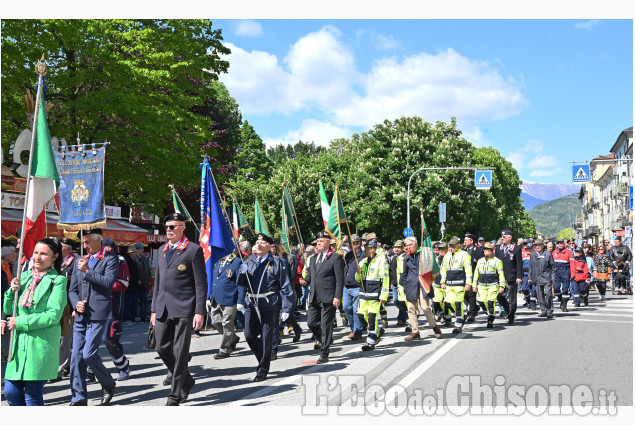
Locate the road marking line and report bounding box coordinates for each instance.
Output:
[554,318,633,323]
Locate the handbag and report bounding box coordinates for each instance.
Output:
[60,305,72,336]
[145,324,156,350]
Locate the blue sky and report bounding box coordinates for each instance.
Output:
[213,19,633,185]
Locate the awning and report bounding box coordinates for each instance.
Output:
[1,209,148,246]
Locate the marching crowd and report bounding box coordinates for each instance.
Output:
[1,212,632,406]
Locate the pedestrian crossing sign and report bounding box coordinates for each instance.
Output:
[474,170,492,190]
[572,164,590,183]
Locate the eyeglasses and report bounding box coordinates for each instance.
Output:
[164,224,183,230]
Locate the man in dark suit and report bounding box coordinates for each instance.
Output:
[151,213,207,406]
[494,229,523,324]
[237,233,295,382]
[68,229,119,406]
[303,232,345,364]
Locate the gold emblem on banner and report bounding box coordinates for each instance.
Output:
[178,264,187,271]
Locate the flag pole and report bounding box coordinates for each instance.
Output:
[337,185,366,294]
[230,194,256,240]
[284,182,304,249]
[205,158,262,322]
[9,56,46,362]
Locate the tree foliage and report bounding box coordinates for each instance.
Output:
[557,227,575,240]
[227,116,536,244]
[1,19,230,214]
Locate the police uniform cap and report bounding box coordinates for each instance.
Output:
[501,229,513,236]
[437,242,448,249]
[59,238,76,249]
[432,241,440,248]
[448,236,461,246]
[483,242,495,250]
[256,233,274,244]
[478,237,485,242]
[523,239,529,244]
[526,242,534,249]
[574,247,584,254]
[465,233,477,241]
[101,237,116,247]
[84,228,103,236]
[556,239,564,244]
[394,240,404,248]
[163,212,187,224]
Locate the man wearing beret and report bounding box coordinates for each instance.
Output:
[151,213,207,405]
[238,233,295,382]
[463,233,484,321]
[494,230,523,324]
[303,232,345,364]
[68,228,120,405]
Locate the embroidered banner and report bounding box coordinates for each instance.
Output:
[54,146,107,230]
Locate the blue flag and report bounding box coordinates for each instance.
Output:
[199,157,235,298]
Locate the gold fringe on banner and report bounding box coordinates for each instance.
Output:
[63,230,80,241]
[57,220,107,231]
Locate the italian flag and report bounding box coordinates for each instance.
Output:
[23,91,59,259]
[319,180,330,229]
[418,214,438,295]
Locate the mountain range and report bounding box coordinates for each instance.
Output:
[521,181,580,210]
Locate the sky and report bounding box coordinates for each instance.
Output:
[212,19,633,185]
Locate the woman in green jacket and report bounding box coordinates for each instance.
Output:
[3,237,67,406]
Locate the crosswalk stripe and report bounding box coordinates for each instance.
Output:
[555,318,632,323]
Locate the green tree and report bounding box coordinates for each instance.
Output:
[1,19,230,214]
[233,120,272,182]
[557,227,575,240]
[266,140,326,163]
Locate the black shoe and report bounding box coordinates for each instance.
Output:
[547,312,553,318]
[316,354,329,364]
[538,312,547,317]
[378,327,385,338]
[466,315,475,322]
[230,335,240,351]
[100,383,116,406]
[584,297,589,306]
[253,375,267,382]
[69,400,87,406]
[166,399,180,406]
[560,300,569,312]
[361,343,375,351]
[508,316,515,325]
[486,321,493,328]
[162,376,173,386]
[214,352,230,359]
[62,368,70,378]
[180,378,195,402]
[313,340,322,350]
[292,328,302,343]
[405,326,412,332]
[271,353,278,361]
[452,327,462,334]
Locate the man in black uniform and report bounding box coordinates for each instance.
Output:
[494,229,523,324]
[151,213,207,406]
[238,233,295,382]
[463,233,484,321]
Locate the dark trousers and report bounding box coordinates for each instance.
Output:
[464,288,478,316]
[307,300,336,356]
[535,283,553,314]
[154,311,194,404]
[244,306,277,377]
[497,281,518,318]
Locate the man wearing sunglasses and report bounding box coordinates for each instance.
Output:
[151,213,207,406]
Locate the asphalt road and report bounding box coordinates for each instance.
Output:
[1,288,632,414]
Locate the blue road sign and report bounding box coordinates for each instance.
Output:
[403,227,414,238]
[474,170,492,190]
[572,164,590,183]
[630,186,633,211]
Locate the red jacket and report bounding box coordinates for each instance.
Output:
[553,248,573,267]
[295,257,304,285]
[111,255,130,293]
[570,257,589,282]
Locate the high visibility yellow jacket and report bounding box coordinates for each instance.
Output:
[440,248,472,286]
[355,252,390,301]
[472,256,506,289]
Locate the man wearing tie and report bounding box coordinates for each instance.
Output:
[494,229,523,324]
[151,213,207,406]
[68,229,119,406]
[303,232,345,364]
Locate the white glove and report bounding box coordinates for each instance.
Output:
[206,299,212,311]
[239,264,248,274]
[281,312,289,321]
[237,304,244,312]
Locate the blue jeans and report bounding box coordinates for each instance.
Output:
[137,287,148,320]
[123,291,138,321]
[343,287,363,335]
[4,379,46,406]
[393,286,408,322]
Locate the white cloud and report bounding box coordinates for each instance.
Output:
[464,126,488,147]
[263,119,352,148]
[523,139,543,154]
[575,20,602,31]
[527,155,558,169]
[234,20,263,37]
[220,26,527,129]
[372,33,401,50]
[507,152,525,170]
[530,168,565,177]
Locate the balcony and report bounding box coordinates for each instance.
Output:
[610,220,623,231]
[574,221,583,230]
[620,217,631,227]
[588,226,600,235]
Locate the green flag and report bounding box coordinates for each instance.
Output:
[319,180,330,229]
[172,187,192,221]
[254,199,270,236]
[325,186,347,244]
[280,192,291,253]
